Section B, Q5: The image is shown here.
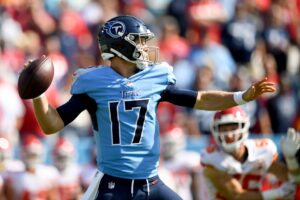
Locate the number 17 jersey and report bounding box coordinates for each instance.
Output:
[71,62,176,179]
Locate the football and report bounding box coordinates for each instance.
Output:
[18,56,54,99]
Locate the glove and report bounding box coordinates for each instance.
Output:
[262,181,296,200]
[281,128,300,158]
[281,128,300,175]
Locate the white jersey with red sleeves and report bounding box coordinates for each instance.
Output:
[57,164,82,200]
[7,164,59,200]
[162,150,202,200]
[80,163,97,190]
[200,138,277,200]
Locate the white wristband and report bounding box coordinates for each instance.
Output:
[286,157,299,171]
[262,189,282,200]
[233,91,247,105]
[289,173,300,183]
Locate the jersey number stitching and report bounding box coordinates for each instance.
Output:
[109,99,150,145]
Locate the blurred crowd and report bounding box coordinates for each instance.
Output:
[1,0,300,199]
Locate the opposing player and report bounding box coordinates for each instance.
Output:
[29,15,276,200]
[160,126,205,200]
[0,135,24,199]
[80,147,97,192]
[200,106,298,200]
[52,137,82,200]
[4,135,59,200]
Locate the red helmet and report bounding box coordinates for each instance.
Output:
[211,107,250,153]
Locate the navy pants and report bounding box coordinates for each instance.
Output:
[95,174,182,200]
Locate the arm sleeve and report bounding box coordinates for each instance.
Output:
[160,85,198,108]
[56,94,97,126]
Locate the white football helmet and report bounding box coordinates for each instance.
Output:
[53,138,75,171]
[211,106,250,153]
[21,135,44,169]
[161,126,186,160]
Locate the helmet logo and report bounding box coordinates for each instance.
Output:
[103,21,126,38]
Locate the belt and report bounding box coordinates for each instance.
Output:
[103,174,159,186]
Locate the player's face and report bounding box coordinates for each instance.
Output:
[23,151,42,169]
[218,123,242,144]
[134,37,158,64]
[54,154,71,171]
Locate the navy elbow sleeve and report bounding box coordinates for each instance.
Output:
[160,85,197,108]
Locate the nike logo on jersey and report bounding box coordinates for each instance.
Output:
[108,182,115,189]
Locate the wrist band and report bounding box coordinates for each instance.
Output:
[233,91,247,105]
[288,173,300,183]
[262,188,282,200]
[286,157,299,171]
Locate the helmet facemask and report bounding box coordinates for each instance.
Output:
[54,153,73,171]
[211,107,250,153]
[109,32,159,69]
[22,147,43,169]
[213,122,249,153]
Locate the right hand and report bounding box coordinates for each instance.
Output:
[281,128,300,158]
[262,181,296,200]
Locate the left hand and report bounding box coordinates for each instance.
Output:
[242,77,276,102]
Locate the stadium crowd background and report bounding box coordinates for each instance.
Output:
[0,0,300,199]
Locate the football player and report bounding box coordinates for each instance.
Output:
[29,15,276,200]
[0,135,24,200]
[52,137,82,200]
[201,106,298,200]
[79,147,97,192]
[160,126,208,200]
[4,135,59,200]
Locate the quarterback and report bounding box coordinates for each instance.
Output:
[29,15,275,200]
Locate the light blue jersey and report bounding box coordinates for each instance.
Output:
[71,62,176,179]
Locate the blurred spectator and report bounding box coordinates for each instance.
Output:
[157,102,181,136]
[45,36,70,89]
[158,15,190,64]
[189,29,236,89]
[190,65,217,135]
[222,1,263,64]
[267,72,299,133]
[263,3,290,74]
[166,0,190,36]
[19,87,61,141]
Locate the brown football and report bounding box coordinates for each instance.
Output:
[18,56,54,99]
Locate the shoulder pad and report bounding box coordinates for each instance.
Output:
[72,66,99,82]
